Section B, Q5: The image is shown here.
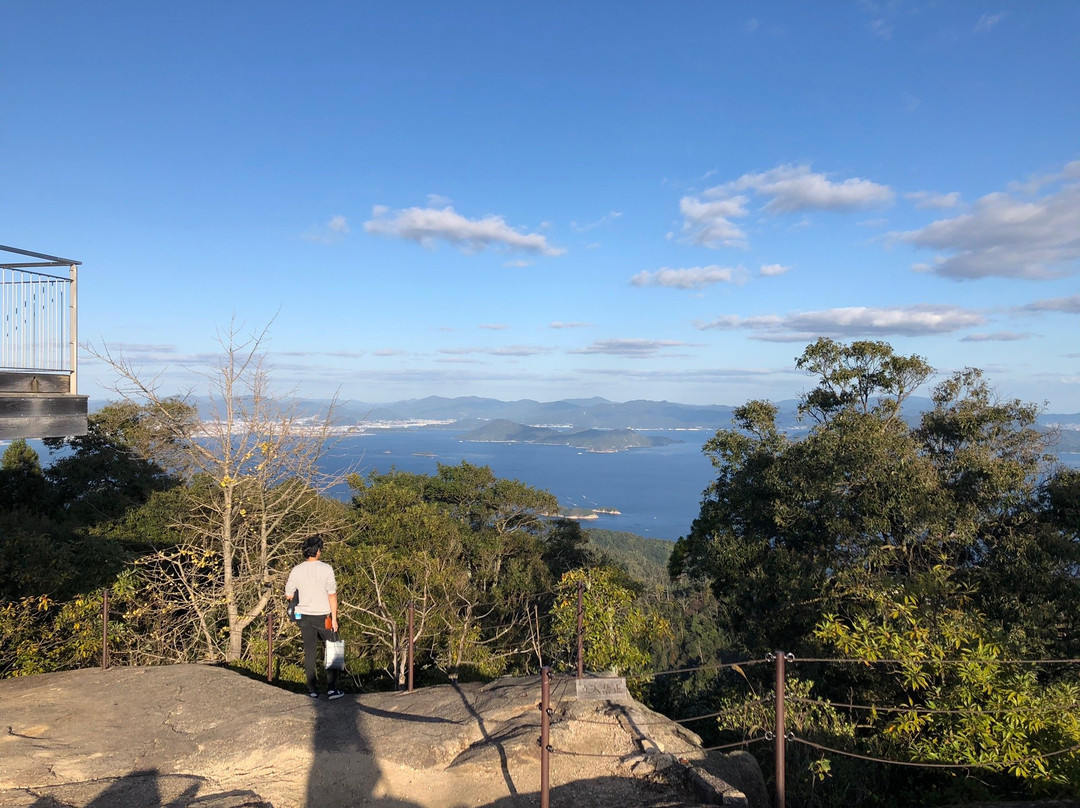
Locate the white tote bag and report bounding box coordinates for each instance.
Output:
[325,637,346,670]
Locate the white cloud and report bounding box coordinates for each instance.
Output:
[570,211,623,232]
[587,366,788,382]
[276,349,366,359]
[325,350,367,358]
[479,323,509,330]
[490,345,554,356]
[439,345,553,357]
[427,193,453,207]
[364,205,565,256]
[759,263,791,277]
[960,331,1035,342]
[677,195,749,248]
[571,339,694,357]
[630,265,745,290]
[436,356,483,365]
[712,164,895,213]
[678,164,893,251]
[1009,160,1080,195]
[745,18,759,33]
[869,18,893,39]
[108,343,178,354]
[895,169,1080,280]
[974,13,1006,34]
[696,304,985,341]
[303,214,350,245]
[549,321,593,329]
[504,259,534,268]
[1019,295,1080,314]
[906,191,961,210]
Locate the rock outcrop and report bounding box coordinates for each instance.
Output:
[0,665,767,807]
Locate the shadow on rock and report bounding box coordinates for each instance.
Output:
[305,692,426,808]
[475,775,683,808]
[25,769,269,808]
[452,682,518,800]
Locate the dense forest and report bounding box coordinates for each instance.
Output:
[2,336,1078,807]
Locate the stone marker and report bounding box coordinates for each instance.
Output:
[575,676,629,701]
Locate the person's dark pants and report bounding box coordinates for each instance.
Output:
[298,613,338,694]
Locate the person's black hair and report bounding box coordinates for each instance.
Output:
[302,536,324,559]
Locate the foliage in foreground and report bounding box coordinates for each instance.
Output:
[669,338,1080,805]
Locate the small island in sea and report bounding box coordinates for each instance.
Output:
[553,506,623,521]
[460,419,678,453]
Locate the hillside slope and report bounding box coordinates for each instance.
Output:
[587,529,674,586]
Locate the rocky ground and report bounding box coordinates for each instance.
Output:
[0,664,767,808]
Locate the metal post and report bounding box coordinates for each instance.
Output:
[407,601,415,693]
[68,264,78,394]
[267,611,274,683]
[775,651,787,808]
[576,580,585,679]
[101,589,109,670]
[540,666,551,808]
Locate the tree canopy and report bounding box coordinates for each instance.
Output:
[669,337,1080,803]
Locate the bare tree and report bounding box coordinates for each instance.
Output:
[338,545,453,686]
[93,320,349,663]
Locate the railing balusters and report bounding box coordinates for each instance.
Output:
[0,267,73,373]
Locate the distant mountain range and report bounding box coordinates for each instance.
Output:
[195,394,1079,454]
[461,419,678,452]
[330,393,1076,426]
[329,395,736,431]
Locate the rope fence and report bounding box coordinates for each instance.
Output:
[787,694,1080,717]
[532,650,1080,808]
[15,589,1080,808]
[790,736,1080,772]
[646,658,771,677]
[793,656,1080,665]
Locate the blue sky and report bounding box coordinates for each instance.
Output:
[4,2,1079,412]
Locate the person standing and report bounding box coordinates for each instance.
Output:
[285,535,344,700]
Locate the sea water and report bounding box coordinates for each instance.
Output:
[319,429,717,542]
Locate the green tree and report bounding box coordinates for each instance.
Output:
[0,439,49,513]
[337,470,468,684]
[0,437,130,600]
[551,567,669,676]
[669,338,1079,804]
[542,518,597,581]
[795,337,932,421]
[43,402,184,528]
[669,339,1061,657]
[816,566,1080,795]
[342,464,561,683]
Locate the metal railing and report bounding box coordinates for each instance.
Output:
[0,245,80,388]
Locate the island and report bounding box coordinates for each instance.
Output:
[552,506,623,521]
[460,419,678,452]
